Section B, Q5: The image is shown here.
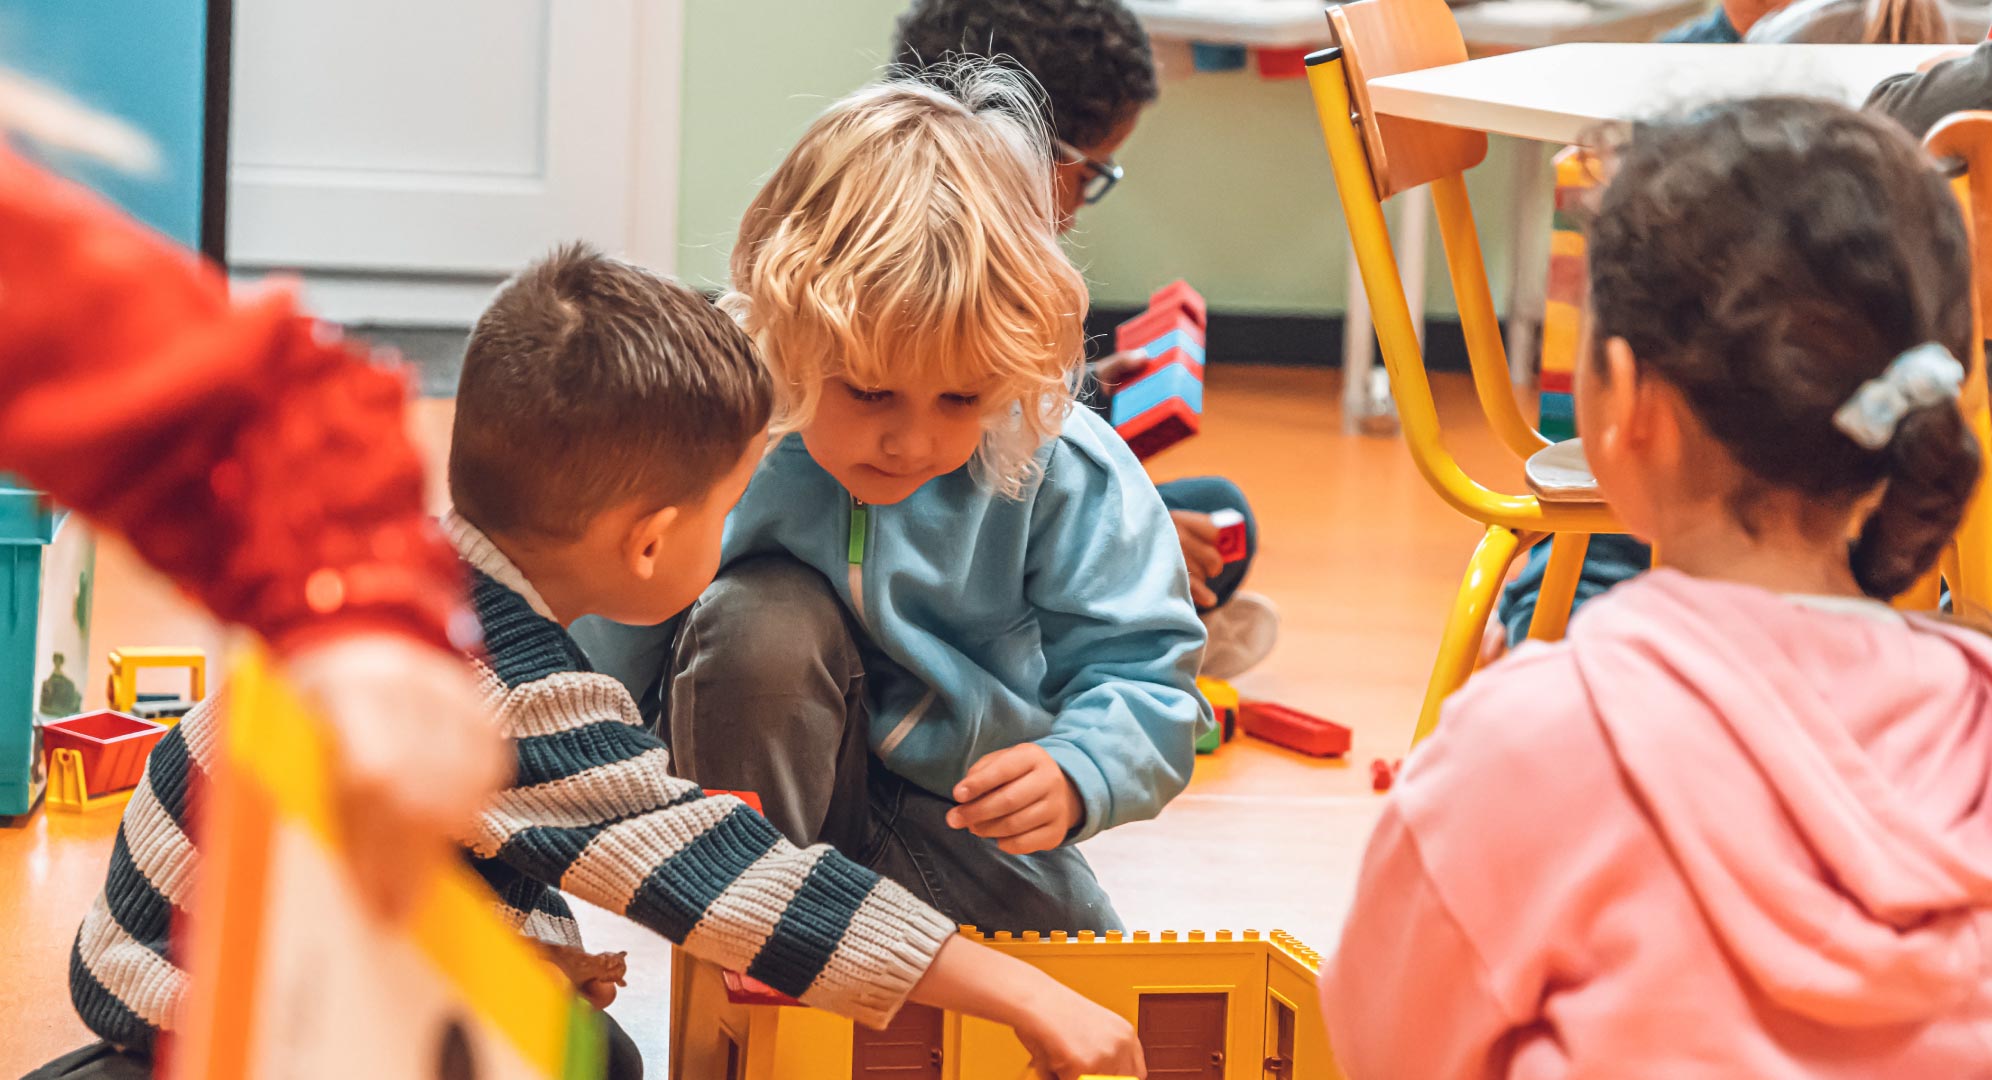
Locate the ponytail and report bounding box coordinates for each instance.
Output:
[1850,401,1980,598]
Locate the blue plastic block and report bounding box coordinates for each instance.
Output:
[1111,362,1205,428]
[1132,328,1206,368]
[1191,42,1249,72]
[1539,391,1576,443]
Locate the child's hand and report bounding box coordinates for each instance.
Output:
[947,744,1082,855]
[285,633,510,923]
[542,944,628,1009]
[909,936,1145,1079]
[1171,510,1224,607]
[1090,349,1150,390]
[1015,991,1147,1079]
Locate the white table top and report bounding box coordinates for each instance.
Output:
[1125,0,1705,50]
[1367,42,1957,144]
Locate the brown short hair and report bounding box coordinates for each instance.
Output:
[449,243,771,538]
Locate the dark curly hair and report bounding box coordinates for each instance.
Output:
[890,0,1158,148]
[1587,97,1977,599]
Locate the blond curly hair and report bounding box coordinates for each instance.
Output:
[724,61,1089,497]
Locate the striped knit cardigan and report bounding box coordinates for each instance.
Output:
[68,516,957,1055]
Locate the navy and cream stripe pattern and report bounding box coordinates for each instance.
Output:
[66,514,957,1055]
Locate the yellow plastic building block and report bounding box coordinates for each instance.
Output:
[104,646,207,721]
[43,747,135,814]
[671,926,1341,1079]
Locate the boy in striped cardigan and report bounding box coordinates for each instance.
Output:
[41,246,1143,1080]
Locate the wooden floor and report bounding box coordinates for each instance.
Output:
[0,365,1526,1075]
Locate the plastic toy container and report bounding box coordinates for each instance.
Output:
[41,710,166,797]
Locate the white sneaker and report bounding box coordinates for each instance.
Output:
[1200,591,1280,679]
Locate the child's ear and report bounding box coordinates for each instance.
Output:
[623,506,682,581]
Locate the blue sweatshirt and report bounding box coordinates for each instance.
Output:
[726,407,1209,844]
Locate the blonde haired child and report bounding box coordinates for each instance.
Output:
[582,64,1208,933]
[1324,98,1992,1076]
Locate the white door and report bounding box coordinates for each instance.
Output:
[228,0,683,323]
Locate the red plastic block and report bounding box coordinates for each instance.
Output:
[723,970,802,1007]
[41,710,167,796]
[1370,758,1395,792]
[1211,508,1247,564]
[1238,701,1351,758]
[1255,46,1310,79]
[709,789,764,815]
[1115,306,1202,358]
[1117,396,1200,460]
[1147,279,1207,331]
[1539,369,1573,394]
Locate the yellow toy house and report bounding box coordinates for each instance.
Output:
[670,927,1341,1079]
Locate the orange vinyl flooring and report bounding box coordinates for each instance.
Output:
[0,365,1529,1075]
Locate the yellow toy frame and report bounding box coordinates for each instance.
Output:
[104,645,207,720]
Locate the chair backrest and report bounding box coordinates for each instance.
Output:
[1920,112,1992,611]
[1926,112,1992,328]
[1327,0,1489,200]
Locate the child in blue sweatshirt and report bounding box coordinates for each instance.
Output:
[580,68,1208,935]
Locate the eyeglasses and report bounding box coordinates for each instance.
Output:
[1054,138,1124,205]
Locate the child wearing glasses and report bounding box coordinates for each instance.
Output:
[891,0,1280,681]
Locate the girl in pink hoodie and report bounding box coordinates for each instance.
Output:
[1323,97,1992,1077]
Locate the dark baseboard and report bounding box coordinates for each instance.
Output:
[1086,305,1479,372]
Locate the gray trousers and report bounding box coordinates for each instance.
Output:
[661,555,1122,935]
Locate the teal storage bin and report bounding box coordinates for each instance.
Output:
[0,480,94,817]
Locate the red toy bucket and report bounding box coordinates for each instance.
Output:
[42,710,167,796]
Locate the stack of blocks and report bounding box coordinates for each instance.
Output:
[1538,146,1594,443]
[1110,280,1208,461]
[1195,677,1239,755]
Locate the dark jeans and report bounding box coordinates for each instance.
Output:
[25,1012,645,1079]
[664,555,1122,935]
[1156,475,1257,612]
[1499,533,1652,647]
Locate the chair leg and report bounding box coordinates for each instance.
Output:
[1415,525,1524,746]
[1526,533,1590,642]
[1950,403,1992,615]
[1896,560,1944,612]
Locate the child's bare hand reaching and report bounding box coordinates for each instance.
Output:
[286,633,510,923]
[947,744,1082,855]
[542,943,629,1009]
[1171,510,1224,607]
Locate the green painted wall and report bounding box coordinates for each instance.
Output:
[677,0,1531,320]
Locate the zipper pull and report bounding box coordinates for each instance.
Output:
[848,498,869,565]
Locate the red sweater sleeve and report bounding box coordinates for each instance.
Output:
[0,147,466,654]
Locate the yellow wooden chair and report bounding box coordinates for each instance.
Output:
[1303,0,1621,744]
[1917,113,1992,615]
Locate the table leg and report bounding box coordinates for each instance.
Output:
[1505,141,1553,385]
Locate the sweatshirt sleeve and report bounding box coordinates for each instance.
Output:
[0,146,462,655]
[1865,43,1992,140]
[1320,803,1513,1080]
[470,672,957,1029]
[1023,432,1209,844]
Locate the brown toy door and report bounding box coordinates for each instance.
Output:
[851,1002,944,1078]
[1139,992,1228,1077]
[1263,997,1296,1079]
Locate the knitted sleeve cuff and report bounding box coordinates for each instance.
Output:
[797,874,958,1030]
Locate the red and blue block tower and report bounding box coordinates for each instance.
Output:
[1110,280,1208,461]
